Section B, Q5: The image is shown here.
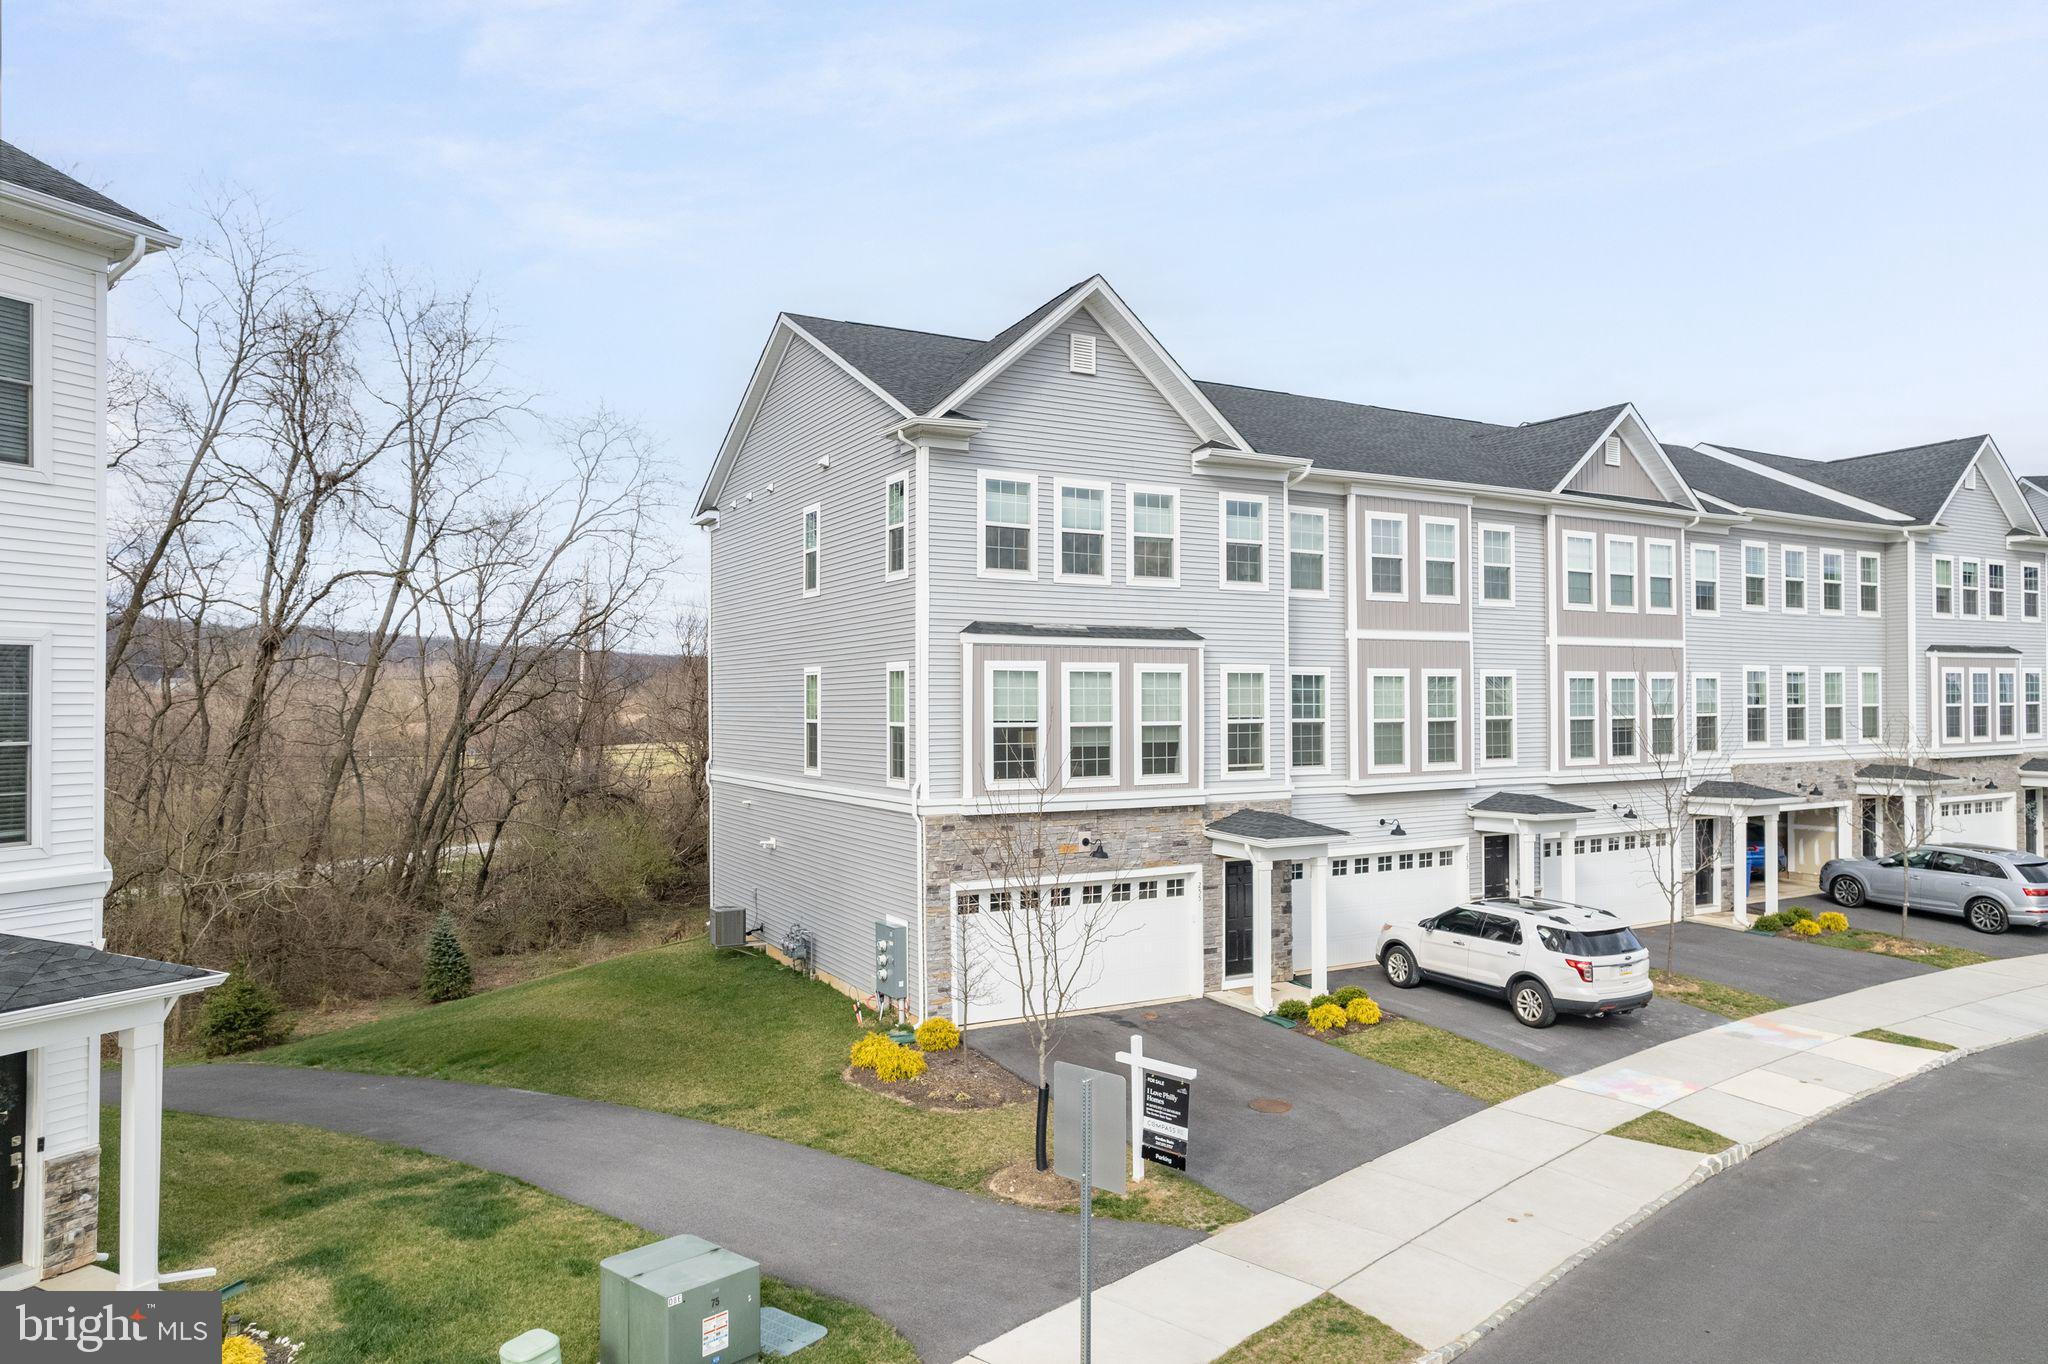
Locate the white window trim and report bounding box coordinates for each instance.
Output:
[884,662,909,787]
[1218,493,1270,593]
[1742,540,1770,612]
[1478,669,1517,768]
[1562,531,1597,613]
[1125,483,1181,589]
[1606,672,1641,764]
[802,666,822,776]
[1421,668,1462,770]
[883,472,909,583]
[1820,667,1845,743]
[0,285,54,485]
[1858,551,1882,616]
[1290,668,1332,775]
[1988,559,2008,620]
[1052,477,1112,584]
[977,469,1038,581]
[1605,534,1639,612]
[1647,671,1679,758]
[1221,666,1271,779]
[1288,507,1329,599]
[1135,664,1190,786]
[1061,661,1120,787]
[1782,666,1809,747]
[1781,546,1809,615]
[1366,515,1409,603]
[2025,562,2042,622]
[1960,558,1982,619]
[1645,538,1677,615]
[1692,543,1720,616]
[2026,669,2043,739]
[1563,671,1600,767]
[1820,549,1845,616]
[1366,668,1411,775]
[1419,516,1461,604]
[1997,666,2018,740]
[801,504,822,598]
[1859,668,1882,743]
[1932,555,1955,617]
[1744,666,1770,748]
[1941,667,1965,744]
[1692,671,1721,755]
[984,660,1046,790]
[0,631,52,857]
[1969,667,1991,740]
[1478,522,1515,603]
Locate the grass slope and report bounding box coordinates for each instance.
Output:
[101,1110,913,1364]
[1800,927,1993,971]
[1328,1017,1556,1104]
[1217,1295,1419,1363]
[1610,1111,1731,1154]
[262,938,1242,1231]
[1649,969,1784,1020]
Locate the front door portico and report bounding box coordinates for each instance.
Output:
[1205,810,1350,1012]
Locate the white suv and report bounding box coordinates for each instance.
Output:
[1375,897,1654,1028]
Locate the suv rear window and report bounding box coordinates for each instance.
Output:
[2014,861,2048,885]
[1538,925,1643,956]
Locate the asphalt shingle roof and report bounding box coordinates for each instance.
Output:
[0,141,165,234]
[2021,757,2048,774]
[1690,779,1802,803]
[1665,445,1897,524]
[1470,792,1594,816]
[0,934,217,1016]
[1206,810,1350,842]
[1856,764,1956,784]
[961,622,1202,641]
[1724,437,1986,525]
[1925,643,2022,655]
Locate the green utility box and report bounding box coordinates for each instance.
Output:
[599,1234,761,1364]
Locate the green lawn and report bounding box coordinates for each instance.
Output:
[101,1109,913,1364]
[1610,1111,1732,1154]
[1650,969,1784,1020]
[1216,1295,1419,1363]
[1856,1027,1957,1052]
[260,938,1240,1232]
[1326,1016,1557,1104]
[1800,928,1993,971]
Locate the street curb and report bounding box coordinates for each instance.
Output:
[1414,1030,1995,1364]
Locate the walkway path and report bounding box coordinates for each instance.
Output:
[118,1065,1198,1364]
[963,951,2048,1363]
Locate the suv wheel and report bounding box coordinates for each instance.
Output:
[1381,944,1422,989]
[1830,875,1866,907]
[1510,977,1557,1029]
[1967,898,2010,934]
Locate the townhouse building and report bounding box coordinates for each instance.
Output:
[699,277,2048,1022]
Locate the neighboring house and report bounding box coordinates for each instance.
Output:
[698,276,2048,1020]
[0,142,221,1289]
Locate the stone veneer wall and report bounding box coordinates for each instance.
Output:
[41,1149,97,1277]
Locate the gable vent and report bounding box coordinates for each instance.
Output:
[1603,435,1623,467]
[1069,333,1097,375]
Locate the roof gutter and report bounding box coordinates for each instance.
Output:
[104,232,147,288]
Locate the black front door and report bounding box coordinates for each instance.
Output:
[1482,835,1511,898]
[1223,861,1254,978]
[0,1051,24,1267]
[1694,818,1718,905]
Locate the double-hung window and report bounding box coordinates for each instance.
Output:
[1943,669,1964,741]
[1288,510,1326,593]
[1646,541,1675,612]
[1933,557,1954,615]
[1057,481,1107,580]
[1961,560,1981,617]
[1649,675,1677,757]
[1783,548,1807,612]
[802,668,821,774]
[1745,669,1769,745]
[884,476,908,579]
[1138,670,1184,779]
[1784,668,1808,744]
[2027,564,2042,621]
[1693,545,1719,613]
[1424,672,1459,767]
[1608,675,1638,761]
[1222,496,1267,587]
[1370,672,1408,771]
[1743,543,1768,608]
[1860,669,1882,741]
[1821,552,1843,613]
[1481,672,1515,764]
[1480,525,1513,601]
[1369,517,1406,597]
[1421,519,1459,600]
[1693,674,1719,754]
[1129,488,1178,584]
[981,474,1035,576]
[1225,671,1267,774]
[885,666,907,785]
[1607,536,1637,609]
[1971,669,1991,739]
[1566,675,1597,763]
[1859,552,1881,614]
[1291,673,1327,771]
[801,506,821,596]
[0,644,27,843]
[1988,562,2007,618]
[1998,669,2017,739]
[1822,669,1844,741]
[1066,667,1116,781]
[990,667,1042,783]
[2028,671,2043,738]
[0,297,30,467]
[1564,533,1595,607]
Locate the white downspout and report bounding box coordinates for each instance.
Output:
[105,233,147,288]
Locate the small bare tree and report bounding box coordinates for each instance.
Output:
[1616,682,1702,971]
[1848,719,1960,938]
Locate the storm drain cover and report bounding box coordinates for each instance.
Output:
[1249,1097,1292,1114]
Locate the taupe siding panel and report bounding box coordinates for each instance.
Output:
[1351,494,1469,634]
[1565,441,1665,501]
[962,640,1202,798]
[1552,514,1685,642]
[1288,487,1349,778]
[1470,505,1549,770]
[1353,638,1473,776]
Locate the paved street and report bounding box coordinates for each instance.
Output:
[1462,1032,2048,1364]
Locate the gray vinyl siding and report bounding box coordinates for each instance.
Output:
[1564,441,1664,501]
[1471,505,1548,772]
[1287,487,1348,780]
[708,335,916,788]
[709,781,921,1002]
[1916,472,2047,750]
[923,310,1287,801]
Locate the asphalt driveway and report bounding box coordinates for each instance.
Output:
[971,998,1482,1211]
[1325,961,1727,1076]
[1783,891,2048,959]
[1663,919,1932,1003]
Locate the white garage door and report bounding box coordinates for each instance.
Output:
[955,872,1201,1025]
[1547,830,1673,927]
[1937,796,2018,849]
[1325,845,1464,969]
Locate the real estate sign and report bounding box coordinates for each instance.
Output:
[1140,1070,1192,1170]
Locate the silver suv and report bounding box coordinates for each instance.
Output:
[1820,843,2048,934]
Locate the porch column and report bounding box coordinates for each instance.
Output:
[1836,803,1852,864]
[117,1019,165,1290]
[1761,810,1781,923]
[1250,853,1275,1014]
[1307,856,1330,996]
[1515,829,1537,898]
[1558,832,1578,902]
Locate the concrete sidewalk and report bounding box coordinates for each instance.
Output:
[962,952,2048,1364]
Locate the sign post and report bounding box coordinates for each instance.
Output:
[1115,1033,1197,1182]
[1052,1061,1127,1364]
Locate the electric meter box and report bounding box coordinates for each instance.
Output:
[599,1234,762,1364]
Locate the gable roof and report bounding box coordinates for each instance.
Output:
[0,140,167,236]
[1728,437,1988,525]
[1663,444,1900,524]
[0,933,220,1016]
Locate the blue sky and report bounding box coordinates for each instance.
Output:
[10,1,2048,569]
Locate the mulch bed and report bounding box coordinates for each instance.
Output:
[988,1158,1080,1208]
[842,1044,1035,1112]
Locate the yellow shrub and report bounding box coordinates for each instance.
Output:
[872,1039,928,1083]
[915,1017,962,1052]
[1346,996,1382,1026]
[1816,911,1849,934]
[222,1337,267,1364]
[1307,1002,1348,1032]
[1791,918,1823,937]
[849,1032,894,1072]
